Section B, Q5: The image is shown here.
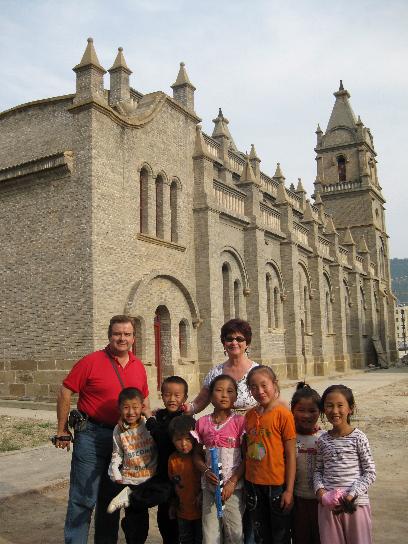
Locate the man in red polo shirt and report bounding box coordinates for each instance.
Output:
[55,315,150,544]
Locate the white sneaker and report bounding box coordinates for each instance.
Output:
[107,486,131,513]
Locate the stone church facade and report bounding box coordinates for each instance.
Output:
[0,39,397,400]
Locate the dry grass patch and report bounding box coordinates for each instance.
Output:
[0,416,54,452]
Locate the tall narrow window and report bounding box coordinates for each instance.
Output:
[273,287,279,329]
[140,169,148,233]
[360,288,366,335]
[234,280,241,318]
[156,176,164,238]
[178,319,188,358]
[222,263,231,322]
[344,282,351,335]
[266,274,272,329]
[325,292,330,333]
[337,155,346,182]
[133,317,143,360]
[170,181,178,243]
[304,286,309,331]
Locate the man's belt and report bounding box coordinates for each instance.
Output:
[87,416,115,430]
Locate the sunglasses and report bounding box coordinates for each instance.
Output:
[224,336,246,343]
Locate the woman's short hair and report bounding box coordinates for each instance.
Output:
[220,319,252,345]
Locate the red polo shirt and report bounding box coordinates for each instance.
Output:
[63,347,149,427]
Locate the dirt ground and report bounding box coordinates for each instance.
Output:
[0,375,407,543]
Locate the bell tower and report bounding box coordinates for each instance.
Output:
[315,81,390,286]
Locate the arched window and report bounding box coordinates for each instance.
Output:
[337,155,346,182]
[178,319,189,358]
[222,263,231,322]
[140,169,149,233]
[266,274,272,329]
[170,181,178,243]
[155,176,164,238]
[233,280,241,318]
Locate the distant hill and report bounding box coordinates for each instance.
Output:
[390,258,408,304]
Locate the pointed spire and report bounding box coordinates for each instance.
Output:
[212,108,237,150]
[74,37,106,72]
[109,47,131,73]
[273,163,285,183]
[303,199,315,222]
[240,155,257,184]
[289,182,295,191]
[276,181,289,205]
[326,81,357,132]
[314,192,323,205]
[249,144,260,162]
[356,115,363,126]
[358,235,369,253]
[326,216,338,235]
[296,178,306,193]
[193,125,209,159]
[171,62,195,89]
[316,123,322,134]
[342,227,356,246]
[171,62,196,110]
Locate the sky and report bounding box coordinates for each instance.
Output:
[1,0,407,257]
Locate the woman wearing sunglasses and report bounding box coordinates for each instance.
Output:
[185,318,258,417]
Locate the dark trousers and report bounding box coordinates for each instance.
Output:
[157,502,179,544]
[292,496,320,544]
[247,483,291,544]
[121,503,149,544]
[64,421,119,544]
[177,518,202,544]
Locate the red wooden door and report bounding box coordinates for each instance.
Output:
[154,314,162,390]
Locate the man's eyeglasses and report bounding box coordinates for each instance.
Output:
[224,336,246,343]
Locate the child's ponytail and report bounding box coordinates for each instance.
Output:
[290,381,321,411]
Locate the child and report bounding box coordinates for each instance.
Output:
[291,382,324,544]
[107,387,157,544]
[245,365,296,544]
[194,374,245,544]
[313,384,376,544]
[168,415,202,544]
[144,375,190,544]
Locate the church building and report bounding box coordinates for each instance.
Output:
[0,38,397,399]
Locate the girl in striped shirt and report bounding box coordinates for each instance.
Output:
[313,384,376,544]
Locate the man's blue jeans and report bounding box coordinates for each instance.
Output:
[64,421,120,544]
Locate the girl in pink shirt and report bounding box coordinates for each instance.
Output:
[194,374,245,544]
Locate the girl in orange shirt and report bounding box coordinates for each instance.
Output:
[245,365,296,544]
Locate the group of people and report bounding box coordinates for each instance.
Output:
[55,316,376,544]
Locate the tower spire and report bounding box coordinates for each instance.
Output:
[73,37,106,104]
[326,81,357,132]
[74,37,105,72]
[171,62,196,111]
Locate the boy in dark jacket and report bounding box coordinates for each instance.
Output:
[109,376,188,544]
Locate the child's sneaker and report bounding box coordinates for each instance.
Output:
[107,486,131,513]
